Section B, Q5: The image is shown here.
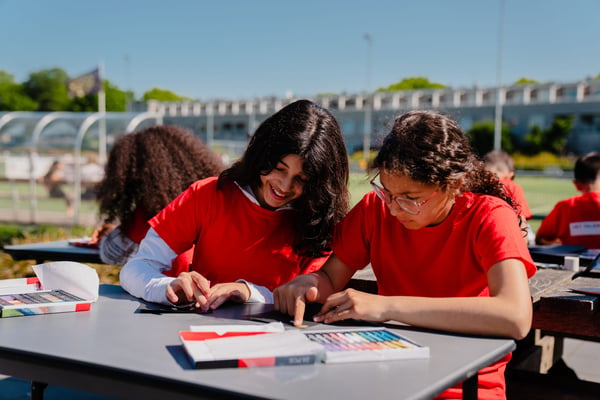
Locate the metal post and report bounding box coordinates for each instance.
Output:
[363,33,373,165]
[493,0,505,151]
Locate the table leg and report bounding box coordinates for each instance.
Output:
[462,374,478,400]
[31,381,47,400]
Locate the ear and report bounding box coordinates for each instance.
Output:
[574,180,589,192]
[446,175,465,197]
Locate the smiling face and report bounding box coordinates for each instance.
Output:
[378,170,455,229]
[254,154,308,210]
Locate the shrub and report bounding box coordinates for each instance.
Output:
[512,152,574,171]
[0,225,25,246]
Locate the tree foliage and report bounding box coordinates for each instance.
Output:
[69,80,129,112]
[377,76,447,92]
[0,68,131,112]
[22,68,71,111]
[0,70,38,111]
[513,77,538,85]
[522,116,573,155]
[142,87,185,102]
[466,120,513,156]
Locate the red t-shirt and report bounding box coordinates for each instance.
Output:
[536,191,600,248]
[126,207,193,277]
[332,191,536,400]
[149,177,326,290]
[501,178,532,219]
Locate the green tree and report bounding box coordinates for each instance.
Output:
[513,77,538,85]
[377,77,447,92]
[69,80,129,112]
[105,81,129,112]
[22,68,71,111]
[0,70,38,111]
[542,116,573,155]
[522,116,573,155]
[466,120,513,156]
[142,88,186,102]
[522,125,544,155]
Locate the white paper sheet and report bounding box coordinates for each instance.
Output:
[32,261,99,301]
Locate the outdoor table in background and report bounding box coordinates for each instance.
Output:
[2,239,102,265]
[528,244,598,267]
[510,266,600,379]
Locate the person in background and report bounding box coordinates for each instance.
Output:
[80,154,105,200]
[535,151,600,248]
[90,125,224,276]
[40,160,73,217]
[484,149,534,243]
[274,110,535,400]
[120,99,350,311]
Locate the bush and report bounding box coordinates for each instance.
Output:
[512,152,574,171]
[0,225,25,246]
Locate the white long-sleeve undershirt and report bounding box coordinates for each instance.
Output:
[119,228,273,305]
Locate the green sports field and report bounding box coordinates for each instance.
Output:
[0,173,580,283]
[0,173,578,227]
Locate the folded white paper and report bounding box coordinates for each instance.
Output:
[33,261,99,301]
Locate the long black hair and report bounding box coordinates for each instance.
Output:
[219,99,350,257]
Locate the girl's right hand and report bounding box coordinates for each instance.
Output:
[273,274,320,327]
[89,223,115,244]
[167,271,212,309]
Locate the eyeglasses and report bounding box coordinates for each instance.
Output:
[370,174,438,215]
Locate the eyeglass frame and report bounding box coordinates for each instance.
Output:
[370,173,438,215]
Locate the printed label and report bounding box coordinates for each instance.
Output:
[570,221,600,236]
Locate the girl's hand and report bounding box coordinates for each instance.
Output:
[203,282,251,311]
[273,274,320,327]
[89,223,115,244]
[167,271,211,309]
[314,288,388,324]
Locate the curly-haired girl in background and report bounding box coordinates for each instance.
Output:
[275,110,536,400]
[91,125,224,276]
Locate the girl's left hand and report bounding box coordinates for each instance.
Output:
[203,282,251,311]
[314,288,388,324]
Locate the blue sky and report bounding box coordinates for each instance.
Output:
[1,0,598,101]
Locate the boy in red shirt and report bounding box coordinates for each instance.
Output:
[484,150,534,243]
[483,150,532,219]
[536,151,600,248]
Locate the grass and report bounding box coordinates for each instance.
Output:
[0,173,578,284]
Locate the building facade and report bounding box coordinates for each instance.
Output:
[135,79,600,155]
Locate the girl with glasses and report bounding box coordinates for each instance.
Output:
[274,110,536,400]
[120,99,349,311]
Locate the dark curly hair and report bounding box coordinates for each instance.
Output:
[370,110,517,210]
[219,99,350,258]
[96,125,224,233]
